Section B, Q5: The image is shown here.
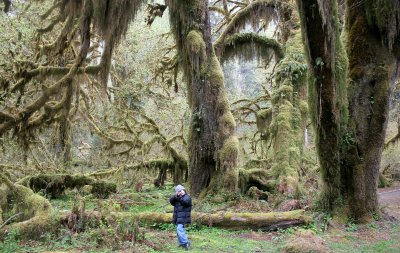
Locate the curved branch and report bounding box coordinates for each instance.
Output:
[214,0,279,51]
[220,32,284,63]
[37,14,63,34]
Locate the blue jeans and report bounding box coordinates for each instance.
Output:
[176,223,189,246]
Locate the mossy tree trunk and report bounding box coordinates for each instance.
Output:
[296,0,347,211]
[270,28,308,196]
[343,0,399,221]
[253,2,308,196]
[297,0,399,221]
[166,0,239,196]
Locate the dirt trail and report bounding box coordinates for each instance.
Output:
[378,183,400,220]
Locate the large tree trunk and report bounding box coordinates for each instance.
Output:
[270,27,308,196]
[166,1,239,196]
[297,0,399,221]
[296,0,348,210]
[344,0,399,221]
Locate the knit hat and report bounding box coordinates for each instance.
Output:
[175,184,185,193]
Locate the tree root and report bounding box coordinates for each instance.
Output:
[0,173,54,239]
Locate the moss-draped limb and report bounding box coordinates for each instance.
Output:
[17,174,116,199]
[2,0,146,141]
[81,109,188,184]
[0,0,93,138]
[214,0,279,52]
[220,32,284,63]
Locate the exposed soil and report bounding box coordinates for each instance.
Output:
[378,182,400,220]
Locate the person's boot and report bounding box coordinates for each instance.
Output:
[185,241,191,251]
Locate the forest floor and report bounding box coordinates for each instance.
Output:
[378,182,400,220]
[1,183,399,253]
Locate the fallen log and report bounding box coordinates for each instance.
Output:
[113,209,310,231]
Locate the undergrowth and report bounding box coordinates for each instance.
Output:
[0,184,398,252]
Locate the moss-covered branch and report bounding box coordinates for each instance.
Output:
[214,0,278,52]
[17,174,117,199]
[221,32,284,63]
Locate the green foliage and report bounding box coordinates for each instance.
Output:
[0,230,21,253]
[91,181,117,199]
[346,218,358,232]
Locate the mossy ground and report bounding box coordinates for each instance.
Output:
[0,184,399,252]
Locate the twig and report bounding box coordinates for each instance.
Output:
[0,212,24,229]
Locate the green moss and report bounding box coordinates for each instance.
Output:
[0,175,54,239]
[222,32,284,63]
[69,175,94,188]
[91,181,117,198]
[298,100,308,115]
[208,55,225,88]
[186,30,206,55]
[271,85,293,104]
[216,92,230,115]
[219,136,239,166]
[219,112,236,138]
[269,31,307,196]
[256,108,272,134]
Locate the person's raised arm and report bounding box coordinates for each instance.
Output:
[170,194,178,206]
[180,194,192,207]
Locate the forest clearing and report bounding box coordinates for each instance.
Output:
[1,0,400,252]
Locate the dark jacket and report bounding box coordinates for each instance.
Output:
[170,192,192,224]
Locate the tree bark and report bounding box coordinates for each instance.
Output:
[296,0,347,210]
[344,0,399,221]
[297,0,399,221]
[166,0,239,196]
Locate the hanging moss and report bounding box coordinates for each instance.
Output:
[214,0,278,50]
[186,30,206,55]
[221,32,284,63]
[219,112,236,139]
[365,0,400,50]
[269,30,307,196]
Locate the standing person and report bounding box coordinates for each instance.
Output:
[170,184,192,250]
